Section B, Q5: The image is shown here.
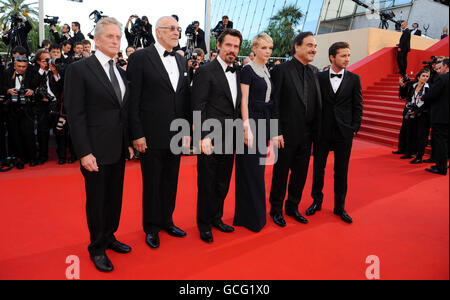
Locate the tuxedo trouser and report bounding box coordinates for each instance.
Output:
[55,124,76,160]
[7,107,36,162]
[269,135,313,216]
[0,108,7,160]
[197,153,235,232]
[311,136,353,214]
[406,113,430,159]
[81,160,126,256]
[36,104,52,160]
[141,149,181,234]
[431,123,449,172]
[397,51,408,76]
[397,109,408,153]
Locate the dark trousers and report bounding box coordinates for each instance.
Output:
[269,135,313,216]
[36,104,52,161]
[397,51,408,76]
[81,160,126,256]
[141,149,181,234]
[0,107,7,160]
[431,123,449,173]
[55,123,76,160]
[197,153,235,232]
[397,108,408,153]
[7,106,36,162]
[406,113,430,159]
[311,136,354,213]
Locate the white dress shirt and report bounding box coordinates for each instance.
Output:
[329,68,345,94]
[154,41,179,92]
[15,73,24,90]
[38,68,60,98]
[217,55,238,108]
[95,49,126,100]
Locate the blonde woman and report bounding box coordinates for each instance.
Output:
[234,33,273,232]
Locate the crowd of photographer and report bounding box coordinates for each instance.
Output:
[393,56,449,175]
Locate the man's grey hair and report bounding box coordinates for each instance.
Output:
[94,17,123,37]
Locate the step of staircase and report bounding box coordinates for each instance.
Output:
[363,110,403,123]
[364,94,403,102]
[360,124,399,138]
[364,99,405,109]
[363,90,399,97]
[367,85,399,92]
[364,104,403,115]
[362,116,402,130]
[356,131,398,147]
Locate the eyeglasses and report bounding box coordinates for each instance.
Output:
[158,26,182,33]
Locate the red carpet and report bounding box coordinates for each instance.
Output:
[0,139,448,280]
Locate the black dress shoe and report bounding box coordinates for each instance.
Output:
[272,214,286,227]
[15,160,25,170]
[200,231,214,243]
[306,201,322,216]
[213,222,235,233]
[165,226,187,238]
[29,160,38,167]
[286,210,309,224]
[392,150,404,155]
[90,254,114,273]
[426,168,447,176]
[37,158,47,165]
[58,159,67,165]
[410,158,423,164]
[108,241,132,254]
[334,210,353,224]
[400,154,415,160]
[145,233,160,249]
[423,158,434,164]
[68,157,77,164]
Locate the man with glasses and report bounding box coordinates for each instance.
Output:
[128,16,191,250]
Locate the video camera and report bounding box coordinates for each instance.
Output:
[423,56,439,69]
[186,22,199,37]
[44,15,59,27]
[10,13,24,28]
[89,10,107,24]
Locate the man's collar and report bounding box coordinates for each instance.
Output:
[155,41,173,57]
[95,49,114,66]
[217,55,231,72]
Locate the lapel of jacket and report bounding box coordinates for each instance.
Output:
[175,54,186,94]
[146,44,174,92]
[235,67,242,110]
[117,67,129,107]
[86,56,120,107]
[212,59,234,107]
[289,60,307,109]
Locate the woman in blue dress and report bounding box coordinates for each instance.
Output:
[234,33,274,232]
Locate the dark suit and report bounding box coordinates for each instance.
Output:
[398,29,411,76]
[191,59,241,232]
[212,21,234,38]
[2,20,33,56]
[422,72,449,173]
[65,55,130,256]
[2,67,39,163]
[127,44,191,234]
[311,70,363,213]
[269,58,322,216]
[412,29,422,36]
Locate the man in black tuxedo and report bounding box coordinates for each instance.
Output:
[268,32,322,227]
[191,29,242,243]
[65,18,133,273]
[423,58,449,176]
[127,16,191,250]
[397,22,411,77]
[68,22,85,49]
[306,42,363,223]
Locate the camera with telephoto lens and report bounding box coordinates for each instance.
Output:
[36,86,55,102]
[11,84,28,105]
[44,15,59,27]
[10,13,24,28]
[186,22,198,37]
[133,17,147,35]
[423,56,439,69]
[191,52,198,67]
[46,57,63,68]
[405,103,419,120]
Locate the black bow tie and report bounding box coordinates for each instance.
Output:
[331,73,342,79]
[164,50,176,57]
[226,66,236,73]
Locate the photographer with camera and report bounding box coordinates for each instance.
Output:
[398,68,432,164]
[212,16,233,40]
[71,42,85,62]
[33,49,64,165]
[50,23,71,46]
[2,12,33,57]
[186,21,207,54]
[2,55,39,169]
[82,40,92,57]
[187,48,204,82]
[125,15,155,48]
[68,22,85,53]
[61,40,72,64]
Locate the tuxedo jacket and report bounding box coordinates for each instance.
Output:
[191,59,241,151]
[2,66,39,101]
[316,70,363,140]
[412,29,422,36]
[64,55,131,165]
[422,72,449,125]
[127,44,191,150]
[399,29,411,53]
[271,59,322,146]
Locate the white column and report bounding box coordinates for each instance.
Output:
[205,0,212,54]
[39,0,44,46]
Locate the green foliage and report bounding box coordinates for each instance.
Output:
[265,5,303,58]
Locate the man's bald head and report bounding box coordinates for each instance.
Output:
[155,16,181,50]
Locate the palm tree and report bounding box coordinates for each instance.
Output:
[0,0,38,29]
[265,5,303,58]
